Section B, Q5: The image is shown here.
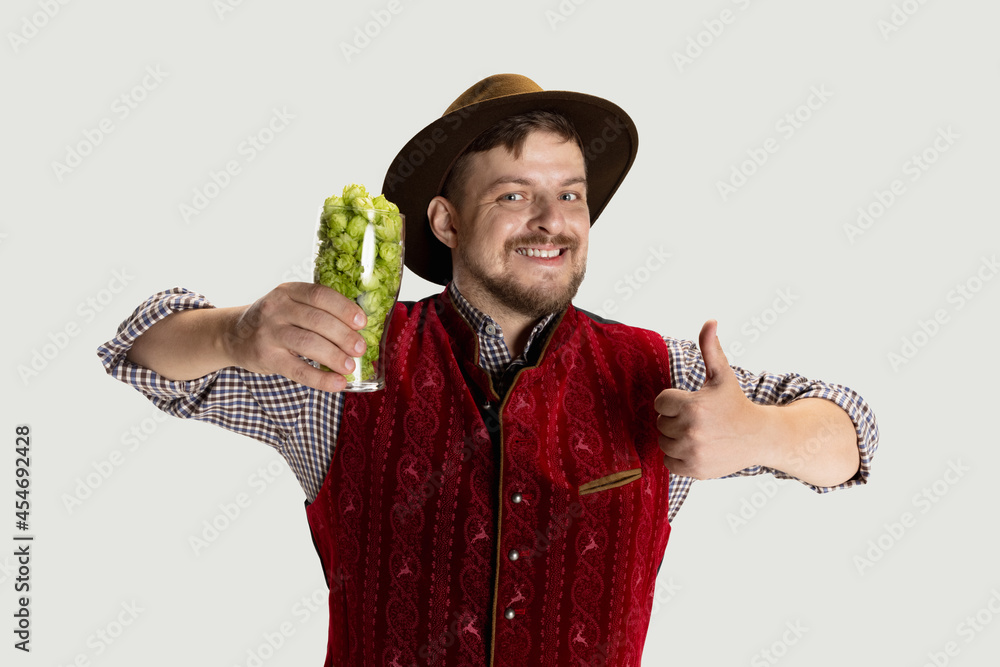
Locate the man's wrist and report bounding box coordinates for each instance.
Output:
[748,403,787,472]
[211,306,247,372]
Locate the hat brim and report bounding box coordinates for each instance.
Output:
[381,89,638,286]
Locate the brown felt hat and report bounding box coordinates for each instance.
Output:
[381,73,639,286]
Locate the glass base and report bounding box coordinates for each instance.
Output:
[343,379,385,393]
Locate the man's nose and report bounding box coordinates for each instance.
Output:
[528,198,566,236]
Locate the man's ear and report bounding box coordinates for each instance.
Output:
[427,196,459,249]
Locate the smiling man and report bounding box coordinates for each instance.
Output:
[97,74,878,666]
[429,123,590,354]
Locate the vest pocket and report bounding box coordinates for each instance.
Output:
[578,468,642,496]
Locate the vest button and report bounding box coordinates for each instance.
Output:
[511,492,523,504]
[508,549,519,561]
[504,607,516,620]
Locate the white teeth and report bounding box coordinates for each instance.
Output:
[518,248,560,258]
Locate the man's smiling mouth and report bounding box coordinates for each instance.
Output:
[515,247,565,258]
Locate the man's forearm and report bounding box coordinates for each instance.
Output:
[126,306,243,381]
[755,398,860,487]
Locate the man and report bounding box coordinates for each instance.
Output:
[98,74,878,666]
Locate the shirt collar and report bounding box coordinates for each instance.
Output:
[446,281,558,355]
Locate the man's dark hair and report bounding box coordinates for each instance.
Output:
[440,109,586,211]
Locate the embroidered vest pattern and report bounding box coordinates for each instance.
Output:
[306,291,674,666]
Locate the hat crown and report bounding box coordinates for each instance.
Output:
[444,73,544,116]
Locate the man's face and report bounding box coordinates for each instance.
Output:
[449,130,590,320]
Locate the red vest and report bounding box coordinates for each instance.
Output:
[306,290,673,666]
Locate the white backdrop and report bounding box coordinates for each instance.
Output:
[3,1,999,665]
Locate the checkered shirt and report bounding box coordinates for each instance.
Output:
[96,286,879,523]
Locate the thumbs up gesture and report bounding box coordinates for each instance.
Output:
[654,320,766,479]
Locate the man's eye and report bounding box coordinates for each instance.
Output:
[500,193,524,202]
[559,193,579,201]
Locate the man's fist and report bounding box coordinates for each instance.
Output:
[654,320,765,479]
[225,282,368,393]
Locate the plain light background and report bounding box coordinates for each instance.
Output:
[2,1,999,665]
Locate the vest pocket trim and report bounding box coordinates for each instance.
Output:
[579,468,642,495]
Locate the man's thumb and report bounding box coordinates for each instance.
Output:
[698,319,732,386]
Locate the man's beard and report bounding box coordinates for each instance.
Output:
[456,233,587,320]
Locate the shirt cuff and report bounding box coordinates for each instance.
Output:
[727,383,880,494]
[96,287,219,404]
[788,383,879,492]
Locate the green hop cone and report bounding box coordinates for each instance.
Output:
[371,194,399,213]
[360,264,388,292]
[343,182,374,212]
[342,183,368,203]
[346,214,370,240]
[331,233,359,256]
[325,210,349,238]
[378,241,402,263]
[359,326,381,350]
[365,317,384,339]
[322,195,345,220]
[376,252,403,276]
[333,274,361,300]
[314,243,337,279]
[335,252,358,273]
[373,212,403,242]
[358,288,392,317]
[353,196,375,214]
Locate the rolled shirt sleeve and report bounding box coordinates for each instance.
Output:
[97,288,228,412]
[96,288,336,500]
[662,336,879,523]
